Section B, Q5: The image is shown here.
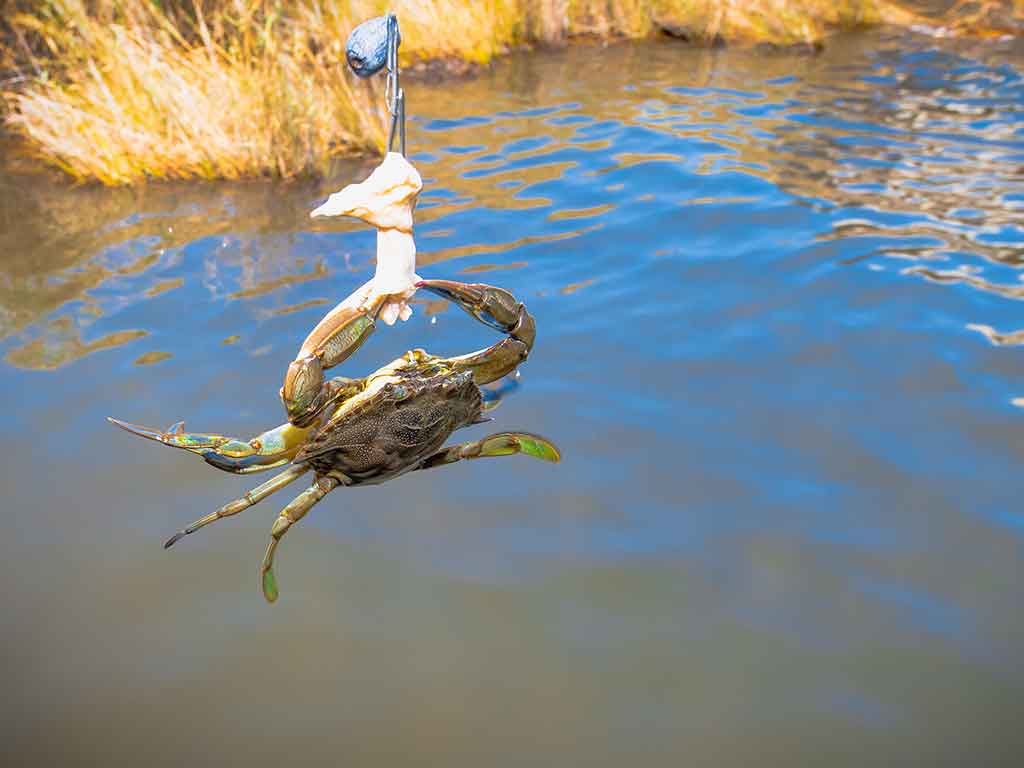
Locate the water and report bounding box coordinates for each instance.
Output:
[3,30,1023,765]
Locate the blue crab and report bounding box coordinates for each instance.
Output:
[110,280,559,602]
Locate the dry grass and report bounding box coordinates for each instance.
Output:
[1,1,390,183]
[568,0,922,45]
[2,0,1021,184]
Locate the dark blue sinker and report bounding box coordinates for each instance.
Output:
[345,15,400,77]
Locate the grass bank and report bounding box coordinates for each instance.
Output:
[2,0,1021,184]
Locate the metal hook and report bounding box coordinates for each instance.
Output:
[385,14,406,156]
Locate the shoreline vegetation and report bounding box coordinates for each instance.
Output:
[1,1,1022,185]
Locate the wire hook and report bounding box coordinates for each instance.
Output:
[385,14,405,156]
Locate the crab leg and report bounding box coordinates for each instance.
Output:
[417,432,560,471]
[260,475,341,603]
[415,280,536,385]
[282,287,388,426]
[108,417,312,474]
[164,464,310,549]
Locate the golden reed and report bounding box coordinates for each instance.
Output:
[1,0,1019,184]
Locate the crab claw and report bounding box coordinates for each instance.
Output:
[282,290,387,427]
[414,279,536,386]
[108,417,232,451]
[107,417,311,474]
[415,280,531,340]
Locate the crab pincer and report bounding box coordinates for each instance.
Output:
[107,418,238,454]
[416,279,536,385]
[106,417,311,474]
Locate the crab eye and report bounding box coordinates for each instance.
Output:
[347,53,365,71]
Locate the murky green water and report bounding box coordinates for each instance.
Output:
[2,30,1024,765]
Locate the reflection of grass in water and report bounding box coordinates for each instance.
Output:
[144,278,184,299]
[265,298,331,318]
[5,316,147,370]
[560,278,596,295]
[3,0,1020,184]
[460,260,529,274]
[967,324,1024,347]
[134,350,173,366]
